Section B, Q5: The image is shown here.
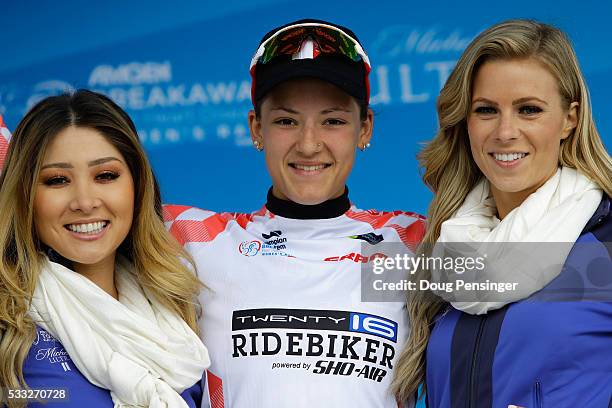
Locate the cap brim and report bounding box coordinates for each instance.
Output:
[254,57,366,104]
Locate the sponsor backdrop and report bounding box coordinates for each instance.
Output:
[1,0,611,217]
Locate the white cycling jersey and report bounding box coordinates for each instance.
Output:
[163,190,425,408]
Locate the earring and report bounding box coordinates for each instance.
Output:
[253,140,263,151]
[361,142,371,151]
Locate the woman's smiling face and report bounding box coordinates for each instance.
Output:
[467,58,577,215]
[33,126,134,273]
[249,78,373,205]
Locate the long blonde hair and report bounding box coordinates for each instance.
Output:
[0,90,202,402]
[392,19,612,402]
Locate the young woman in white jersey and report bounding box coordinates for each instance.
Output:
[163,19,425,408]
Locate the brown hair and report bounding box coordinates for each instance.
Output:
[0,90,202,403]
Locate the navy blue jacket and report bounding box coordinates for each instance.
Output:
[22,326,203,407]
[426,196,612,408]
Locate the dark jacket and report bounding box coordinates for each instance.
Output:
[22,326,203,407]
[426,196,612,408]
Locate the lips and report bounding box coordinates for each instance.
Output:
[491,152,528,162]
[288,162,332,175]
[289,162,331,170]
[488,151,529,168]
[292,164,327,171]
[65,221,109,235]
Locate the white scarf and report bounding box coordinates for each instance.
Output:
[28,257,210,407]
[433,167,602,315]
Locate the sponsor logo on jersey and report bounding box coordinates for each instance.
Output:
[231,308,399,383]
[348,232,384,245]
[324,252,388,263]
[239,238,291,257]
[35,346,72,365]
[262,230,282,240]
[238,240,261,256]
[262,236,287,250]
[32,329,73,366]
[232,308,397,342]
[252,230,292,257]
[33,328,58,346]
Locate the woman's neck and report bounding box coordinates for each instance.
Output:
[73,256,119,300]
[491,189,534,219]
[490,170,558,219]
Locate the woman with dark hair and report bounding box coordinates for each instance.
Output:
[0,90,209,407]
[162,19,426,407]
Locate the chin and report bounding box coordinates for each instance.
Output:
[287,188,332,205]
[58,249,108,266]
[291,195,328,205]
[487,175,523,191]
[491,178,527,191]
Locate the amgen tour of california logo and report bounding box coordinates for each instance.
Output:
[239,240,262,257]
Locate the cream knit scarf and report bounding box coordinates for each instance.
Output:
[29,256,210,407]
[433,167,602,315]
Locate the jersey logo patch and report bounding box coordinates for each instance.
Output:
[239,235,292,257]
[231,308,399,383]
[33,328,58,346]
[232,308,397,342]
[262,230,282,239]
[238,240,262,256]
[349,232,384,245]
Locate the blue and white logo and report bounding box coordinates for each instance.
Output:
[349,312,398,342]
[239,240,262,257]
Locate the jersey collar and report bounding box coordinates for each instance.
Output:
[265,187,350,219]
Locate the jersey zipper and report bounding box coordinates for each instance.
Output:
[534,380,543,408]
[468,316,487,408]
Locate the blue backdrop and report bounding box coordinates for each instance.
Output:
[1,0,611,216]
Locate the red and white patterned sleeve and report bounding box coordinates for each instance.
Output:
[0,115,11,171]
[346,208,427,252]
[163,204,263,246]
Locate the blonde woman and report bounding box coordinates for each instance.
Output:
[393,20,612,407]
[0,90,209,407]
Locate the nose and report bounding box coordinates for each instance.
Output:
[68,181,102,213]
[295,122,323,155]
[495,113,519,142]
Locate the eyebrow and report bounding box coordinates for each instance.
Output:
[320,107,353,114]
[269,106,299,114]
[269,106,353,114]
[472,97,549,106]
[41,156,123,170]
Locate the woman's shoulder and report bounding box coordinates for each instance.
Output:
[23,326,113,406]
[163,204,218,223]
[346,206,426,222]
[162,203,267,221]
[22,327,203,407]
[580,194,612,242]
[162,203,268,244]
[345,206,427,249]
[24,326,86,382]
